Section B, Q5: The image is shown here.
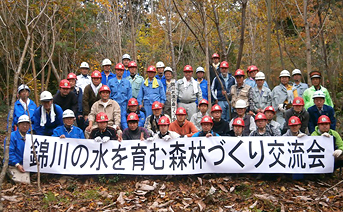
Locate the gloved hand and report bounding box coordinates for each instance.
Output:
[147,137,154,141]
[297,133,306,138]
[149,130,155,137]
[322,132,331,138]
[333,150,342,158]
[117,129,123,136]
[278,104,285,113]
[102,136,110,143]
[95,136,102,142]
[163,135,171,141]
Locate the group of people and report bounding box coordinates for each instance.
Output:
[6,53,343,180]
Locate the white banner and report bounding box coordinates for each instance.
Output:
[23,135,334,175]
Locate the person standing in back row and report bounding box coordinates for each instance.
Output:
[176,65,202,120]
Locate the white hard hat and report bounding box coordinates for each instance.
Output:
[255,72,265,80]
[312,90,325,99]
[196,66,205,73]
[279,70,291,77]
[235,99,247,108]
[102,59,112,66]
[80,62,90,69]
[164,67,173,73]
[122,54,131,60]
[156,61,165,68]
[292,69,301,76]
[62,109,75,118]
[18,84,30,93]
[40,91,53,101]
[17,114,30,124]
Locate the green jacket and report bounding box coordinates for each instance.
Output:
[311,126,343,151]
[303,86,334,110]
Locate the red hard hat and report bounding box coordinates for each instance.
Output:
[293,97,305,106]
[198,99,209,106]
[255,112,267,121]
[212,53,220,59]
[128,61,137,68]
[176,107,187,115]
[67,73,77,80]
[247,65,259,73]
[96,112,108,122]
[99,85,110,93]
[91,70,102,78]
[127,112,139,121]
[128,98,138,106]
[234,69,245,77]
[318,115,331,124]
[201,115,213,125]
[233,118,245,127]
[147,65,156,72]
[183,65,193,72]
[220,61,229,68]
[115,63,125,70]
[152,101,163,110]
[158,116,170,125]
[288,116,301,126]
[59,79,71,88]
[264,106,275,113]
[211,104,222,112]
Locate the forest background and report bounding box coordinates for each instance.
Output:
[1,0,343,107]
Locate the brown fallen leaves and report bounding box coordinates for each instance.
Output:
[1,173,343,211]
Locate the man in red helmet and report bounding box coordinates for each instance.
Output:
[126,61,144,99]
[264,106,281,136]
[121,98,146,130]
[90,112,118,141]
[67,72,85,130]
[122,112,149,141]
[137,65,166,117]
[229,69,253,115]
[250,113,274,136]
[244,65,269,88]
[148,116,180,141]
[85,85,121,138]
[283,116,306,137]
[83,70,102,123]
[230,118,245,137]
[211,61,235,121]
[209,53,221,86]
[53,79,78,116]
[169,107,198,137]
[108,63,132,117]
[144,101,171,136]
[311,115,343,169]
[176,65,202,120]
[283,97,309,134]
[211,104,231,136]
[190,99,209,131]
[192,116,219,137]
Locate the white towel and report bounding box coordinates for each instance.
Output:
[40,104,56,126]
[91,82,102,96]
[19,98,30,111]
[182,77,198,94]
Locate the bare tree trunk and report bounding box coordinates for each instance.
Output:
[45,65,51,90]
[5,57,9,106]
[236,0,248,70]
[31,36,39,105]
[275,25,285,69]
[212,4,227,61]
[202,2,211,106]
[128,0,136,60]
[304,0,312,85]
[265,0,272,78]
[164,0,177,76]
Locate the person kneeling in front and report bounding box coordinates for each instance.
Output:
[192,116,219,137]
[6,115,31,184]
[148,116,180,141]
[311,115,343,170]
[90,112,119,142]
[52,109,85,139]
